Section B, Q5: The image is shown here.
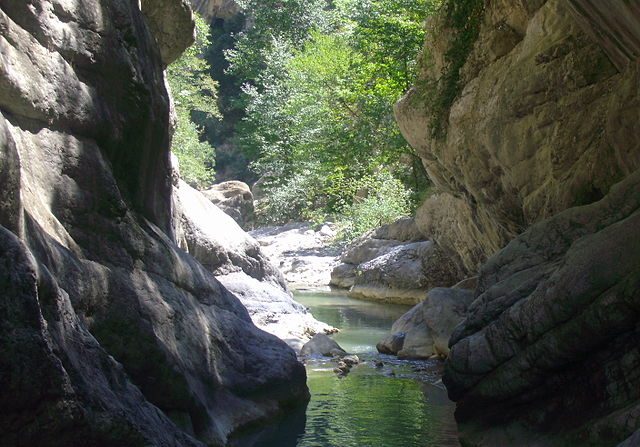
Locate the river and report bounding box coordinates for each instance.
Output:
[244,291,461,447]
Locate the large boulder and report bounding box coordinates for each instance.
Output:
[174,178,333,350]
[0,2,308,445]
[349,241,461,305]
[377,287,474,359]
[331,220,463,305]
[443,170,640,446]
[201,180,255,230]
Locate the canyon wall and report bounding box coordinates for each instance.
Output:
[396,0,640,445]
[397,0,639,274]
[0,2,307,446]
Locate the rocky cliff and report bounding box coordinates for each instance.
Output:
[397,0,639,275]
[396,0,640,445]
[0,2,307,446]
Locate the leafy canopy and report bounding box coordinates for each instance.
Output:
[167,15,219,188]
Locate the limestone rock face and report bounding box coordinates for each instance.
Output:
[189,0,239,21]
[397,0,640,274]
[377,287,474,359]
[201,180,255,230]
[397,0,640,444]
[0,2,308,445]
[330,218,462,305]
[444,171,640,445]
[174,179,333,351]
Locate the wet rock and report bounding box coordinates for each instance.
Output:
[342,354,360,367]
[377,288,474,359]
[300,334,347,358]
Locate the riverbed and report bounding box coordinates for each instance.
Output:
[244,291,460,447]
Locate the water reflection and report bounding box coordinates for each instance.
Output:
[239,292,460,447]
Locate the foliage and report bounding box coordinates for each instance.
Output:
[167,15,219,188]
[336,171,413,242]
[207,0,440,236]
[429,0,484,138]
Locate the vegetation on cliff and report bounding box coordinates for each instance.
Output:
[167,15,218,188]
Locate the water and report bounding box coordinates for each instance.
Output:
[245,292,461,447]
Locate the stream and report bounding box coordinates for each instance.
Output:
[246,291,461,447]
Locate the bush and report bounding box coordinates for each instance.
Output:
[336,171,412,241]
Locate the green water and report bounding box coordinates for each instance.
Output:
[251,292,461,447]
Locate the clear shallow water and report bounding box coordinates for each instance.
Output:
[244,292,461,447]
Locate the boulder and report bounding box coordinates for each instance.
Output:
[330,217,463,304]
[330,263,357,289]
[300,334,347,358]
[201,180,255,230]
[348,241,462,305]
[377,288,474,359]
[372,216,424,242]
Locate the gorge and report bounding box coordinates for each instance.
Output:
[1,0,639,446]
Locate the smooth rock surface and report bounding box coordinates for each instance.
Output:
[174,178,333,350]
[377,288,474,359]
[0,2,308,445]
[251,222,342,290]
[300,333,347,358]
[201,180,255,230]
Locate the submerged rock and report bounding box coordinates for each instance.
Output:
[301,335,360,377]
[377,288,474,359]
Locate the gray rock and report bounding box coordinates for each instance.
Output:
[377,288,474,359]
[300,334,347,358]
[201,180,255,230]
[444,170,640,446]
[0,2,308,445]
[174,179,333,350]
[349,241,462,305]
[330,263,357,289]
[372,216,424,242]
[342,354,360,367]
[189,0,240,21]
[141,0,196,66]
[251,222,342,289]
[331,217,463,304]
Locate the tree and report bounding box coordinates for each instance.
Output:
[167,14,219,188]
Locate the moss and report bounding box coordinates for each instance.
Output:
[426,0,485,139]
